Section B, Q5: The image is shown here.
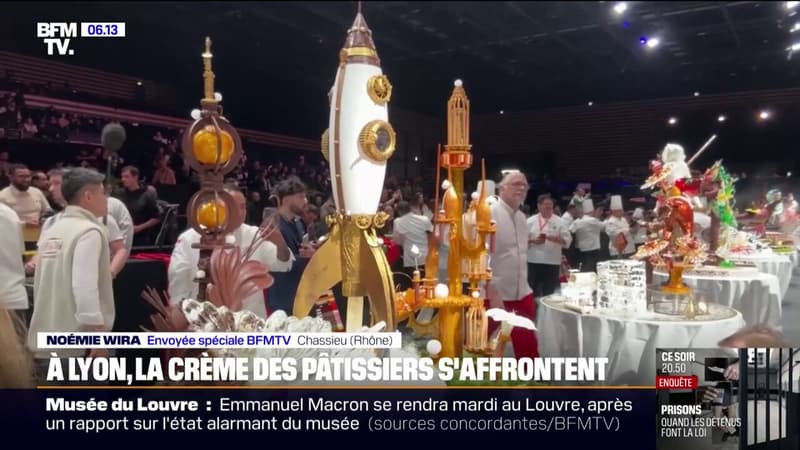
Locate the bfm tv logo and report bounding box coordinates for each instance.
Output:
[37,23,77,55]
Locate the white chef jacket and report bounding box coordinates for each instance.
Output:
[526,213,571,265]
[393,213,433,268]
[570,216,604,252]
[561,211,574,229]
[694,212,712,244]
[107,197,134,253]
[168,224,293,318]
[604,216,635,256]
[632,222,648,245]
[489,199,532,302]
[0,203,28,309]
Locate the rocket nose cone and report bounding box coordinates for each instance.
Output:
[341,11,380,66]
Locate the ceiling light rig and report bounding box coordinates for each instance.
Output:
[693,91,700,97]
[668,117,678,126]
[717,115,726,123]
[759,110,771,120]
[786,1,799,10]
[613,2,628,15]
[587,101,594,106]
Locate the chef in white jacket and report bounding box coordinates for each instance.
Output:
[569,199,604,272]
[604,195,635,258]
[527,194,571,297]
[0,202,28,311]
[168,187,293,318]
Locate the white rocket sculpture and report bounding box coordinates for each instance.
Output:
[294,5,397,331]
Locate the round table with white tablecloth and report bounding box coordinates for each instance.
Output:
[726,253,794,300]
[652,268,782,328]
[537,296,745,386]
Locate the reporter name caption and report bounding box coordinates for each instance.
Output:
[40,332,608,384]
[43,396,630,433]
[43,355,609,384]
[37,332,403,349]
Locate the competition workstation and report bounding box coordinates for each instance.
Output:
[0,2,799,450]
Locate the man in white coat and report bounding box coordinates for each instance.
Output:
[527,194,571,297]
[0,202,28,312]
[570,199,604,272]
[604,195,635,258]
[169,187,293,318]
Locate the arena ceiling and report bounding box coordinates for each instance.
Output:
[1,1,798,136]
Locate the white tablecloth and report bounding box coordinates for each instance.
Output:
[537,296,745,385]
[727,253,794,300]
[653,270,782,328]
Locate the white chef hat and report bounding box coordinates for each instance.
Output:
[632,207,644,220]
[582,199,595,214]
[610,195,623,211]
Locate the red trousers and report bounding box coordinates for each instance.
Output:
[486,293,539,358]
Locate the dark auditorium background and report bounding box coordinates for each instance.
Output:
[0,1,798,201]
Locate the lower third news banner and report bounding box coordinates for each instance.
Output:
[0,389,655,445]
[656,348,743,450]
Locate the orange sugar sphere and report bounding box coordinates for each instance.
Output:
[196,199,228,229]
[192,125,234,165]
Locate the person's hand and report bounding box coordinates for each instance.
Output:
[299,243,316,258]
[87,348,109,359]
[724,363,739,381]
[110,268,119,279]
[24,260,36,276]
[24,218,40,227]
[529,234,546,245]
[133,224,142,234]
[700,386,720,403]
[546,235,563,245]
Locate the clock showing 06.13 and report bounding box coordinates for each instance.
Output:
[80,22,126,37]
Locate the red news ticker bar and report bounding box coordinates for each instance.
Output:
[655,375,698,390]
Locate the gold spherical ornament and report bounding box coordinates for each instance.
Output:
[358,120,396,162]
[192,125,234,165]
[321,128,330,162]
[196,199,228,229]
[367,74,392,105]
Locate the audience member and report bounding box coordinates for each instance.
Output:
[116,166,160,247]
[268,176,316,315]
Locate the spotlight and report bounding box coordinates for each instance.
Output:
[499,110,504,115]
[136,81,142,86]
[791,22,800,32]
[668,117,678,125]
[588,101,594,106]
[788,171,793,177]
[413,156,419,162]
[790,42,800,51]
[646,38,661,48]
[613,2,628,14]
[639,37,648,45]
[693,91,700,97]
[717,115,726,123]
[759,110,771,120]
[787,1,799,10]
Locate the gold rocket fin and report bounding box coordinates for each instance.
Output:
[293,225,342,317]
[360,229,397,331]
